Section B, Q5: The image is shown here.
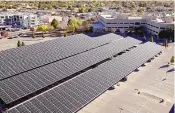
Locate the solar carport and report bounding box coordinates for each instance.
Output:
[0,33,163,113]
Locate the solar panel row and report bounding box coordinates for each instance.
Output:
[0,38,141,104]
[0,33,121,80]
[4,42,163,113]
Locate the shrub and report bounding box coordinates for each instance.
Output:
[42,33,45,38]
[170,56,174,64]
[17,40,21,47]
[21,42,25,46]
[32,33,35,38]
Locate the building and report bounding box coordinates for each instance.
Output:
[0,12,41,28]
[93,12,174,36]
[40,15,63,24]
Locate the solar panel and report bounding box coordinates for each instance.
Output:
[4,42,163,113]
[0,33,121,80]
[0,38,141,104]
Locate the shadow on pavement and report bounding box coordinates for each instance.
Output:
[169,104,174,113]
[167,68,175,73]
[159,64,170,69]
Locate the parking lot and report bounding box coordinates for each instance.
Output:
[78,44,174,113]
[0,36,58,51]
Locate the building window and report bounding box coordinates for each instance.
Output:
[160,27,165,29]
[124,23,129,24]
[135,22,140,25]
[120,23,123,24]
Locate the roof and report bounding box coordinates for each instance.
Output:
[128,16,142,20]
[3,41,163,113]
[0,33,163,113]
[0,25,11,28]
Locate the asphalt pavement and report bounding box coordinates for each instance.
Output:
[78,43,174,113]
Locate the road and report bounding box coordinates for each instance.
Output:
[78,43,174,113]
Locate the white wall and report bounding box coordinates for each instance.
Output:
[98,14,174,36]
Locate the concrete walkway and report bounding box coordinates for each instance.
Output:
[78,44,174,113]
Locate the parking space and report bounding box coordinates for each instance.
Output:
[78,44,174,113]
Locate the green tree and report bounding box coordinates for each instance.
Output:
[21,42,25,46]
[42,33,45,39]
[67,18,82,33]
[170,56,174,64]
[51,18,59,29]
[36,25,48,32]
[88,7,95,12]
[32,33,36,39]
[79,6,88,13]
[17,40,21,47]
[47,25,54,32]
[150,36,154,42]
[82,21,91,30]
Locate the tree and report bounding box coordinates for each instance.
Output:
[36,25,48,32]
[170,56,174,64]
[42,33,45,39]
[17,40,21,47]
[111,28,116,33]
[67,17,82,33]
[21,42,25,46]
[88,7,95,12]
[51,18,59,29]
[47,25,54,32]
[150,36,154,42]
[32,33,36,39]
[79,6,88,13]
[82,21,91,30]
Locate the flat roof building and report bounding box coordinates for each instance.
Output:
[0,12,41,28]
[93,12,174,36]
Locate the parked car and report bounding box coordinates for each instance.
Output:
[8,37,13,39]
[13,36,18,38]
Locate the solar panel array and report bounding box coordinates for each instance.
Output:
[4,42,163,113]
[0,34,121,80]
[0,38,141,104]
